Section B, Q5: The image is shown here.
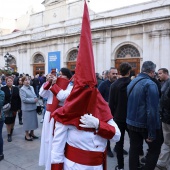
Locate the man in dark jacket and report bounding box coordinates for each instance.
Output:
[13,73,19,86]
[155,68,170,170]
[33,74,40,97]
[109,62,131,170]
[127,61,162,170]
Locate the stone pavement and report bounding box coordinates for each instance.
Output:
[0,113,148,170]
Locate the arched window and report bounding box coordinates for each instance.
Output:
[68,50,78,61]
[117,45,140,58]
[67,50,78,74]
[34,54,44,63]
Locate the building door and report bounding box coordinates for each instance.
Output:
[33,64,45,76]
[67,62,76,74]
[115,58,140,76]
[115,44,141,76]
[33,54,45,76]
[67,49,78,74]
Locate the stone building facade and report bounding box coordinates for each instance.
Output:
[0,0,170,76]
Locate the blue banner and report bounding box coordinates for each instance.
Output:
[48,51,60,73]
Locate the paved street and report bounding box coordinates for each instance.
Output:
[0,113,147,170]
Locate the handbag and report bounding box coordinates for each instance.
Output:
[36,102,43,115]
[2,87,13,116]
[2,103,11,113]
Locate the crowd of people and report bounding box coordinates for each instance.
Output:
[0,64,169,170]
[35,61,169,170]
[0,72,47,159]
[0,46,170,170]
[98,62,170,170]
[0,2,170,170]
[0,60,169,170]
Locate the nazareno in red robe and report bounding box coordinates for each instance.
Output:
[51,1,113,131]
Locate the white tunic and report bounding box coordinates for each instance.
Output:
[51,119,121,170]
[39,82,73,170]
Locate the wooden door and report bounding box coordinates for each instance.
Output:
[115,58,140,76]
[33,64,45,76]
[67,61,76,74]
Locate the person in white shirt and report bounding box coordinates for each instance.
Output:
[39,68,73,170]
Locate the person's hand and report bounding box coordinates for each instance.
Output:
[52,76,57,85]
[47,74,53,83]
[79,114,99,129]
[34,98,38,102]
[146,138,153,143]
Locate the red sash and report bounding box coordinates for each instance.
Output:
[65,143,107,170]
[51,163,63,170]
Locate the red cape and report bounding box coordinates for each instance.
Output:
[51,1,113,130]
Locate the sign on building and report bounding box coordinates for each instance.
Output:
[48,51,61,74]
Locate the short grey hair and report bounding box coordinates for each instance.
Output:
[109,67,117,72]
[141,61,156,73]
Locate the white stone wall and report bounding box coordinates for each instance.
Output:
[0,0,170,75]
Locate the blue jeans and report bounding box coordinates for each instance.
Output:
[0,120,4,155]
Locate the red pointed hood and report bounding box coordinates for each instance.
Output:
[74,1,97,87]
[51,1,113,129]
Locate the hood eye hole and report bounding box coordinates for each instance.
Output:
[84,85,89,89]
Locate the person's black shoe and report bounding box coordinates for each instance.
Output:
[29,134,39,139]
[138,163,144,170]
[155,164,167,170]
[19,120,23,125]
[7,134,12,142]
[114,147,128,155]
[25,136,33,141]
[123,149,128,155]
[140,156,146,164]
[0,154,4,161]
[107,150,114,157]
[115,165,124,170]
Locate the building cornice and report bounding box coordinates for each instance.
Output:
[1,1,170,47]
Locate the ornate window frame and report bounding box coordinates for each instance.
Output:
[112,42,142,60]
[33,53,45,64]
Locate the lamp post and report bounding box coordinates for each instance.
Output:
[4,52,12,70]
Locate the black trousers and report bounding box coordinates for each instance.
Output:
[129,129,163,170]
[115,121,129,169]
[18,110,22,121]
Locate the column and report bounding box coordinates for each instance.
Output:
[142,33,149,63]
[160,30,170,70]
[150,31,160,69]
[96,41,104,73]
[105,30,112,69]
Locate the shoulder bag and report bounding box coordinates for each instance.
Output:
[2,87,13,115]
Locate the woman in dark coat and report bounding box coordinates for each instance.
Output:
[1,76,20,142]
